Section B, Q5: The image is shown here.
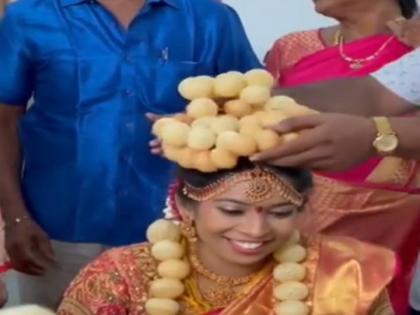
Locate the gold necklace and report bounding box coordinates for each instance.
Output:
[334,29,395,70]
[183,257,273,314]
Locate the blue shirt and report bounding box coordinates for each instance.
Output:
[0,0,260,245]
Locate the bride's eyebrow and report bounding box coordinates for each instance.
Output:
[215,198,249,206]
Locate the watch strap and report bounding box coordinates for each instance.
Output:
[372,117,395,135]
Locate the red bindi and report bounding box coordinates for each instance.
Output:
[255,206,264,214]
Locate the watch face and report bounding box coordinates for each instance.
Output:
[373,134,399,153]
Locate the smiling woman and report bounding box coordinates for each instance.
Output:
[57,159,396,315]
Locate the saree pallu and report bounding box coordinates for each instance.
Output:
[276,33,419,314]
[210,236,395,315]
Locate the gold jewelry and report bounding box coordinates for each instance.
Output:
[183,166,303,206]
[372,117,399,155]
[146,219,311,315]
[334,29,395,69]
[180,217,198,243]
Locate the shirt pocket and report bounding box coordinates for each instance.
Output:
[144,59,214,113]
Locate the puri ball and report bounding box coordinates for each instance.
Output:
[224,99,253,118]
[256,129,282,151]
[244,69,274,88]
[152,118,178,138]
[178,76,214,101]
[274,282,309,301]
[216,131,257,156]
[210,115,239,134]
[239,114,261,128]
[274,301,310,315]
[150,278,185,299]
[151,240,184,261]
[158,260,190,279]
[161,122,190,147]
[162,144,181,162]
[176,148,195,169]
[193,151,218,173]
[173,113,193,125]
[186,98,218,119]
[283,133,299,143]
[145,298,180,315]
[240,86,271,105]
[239,124,262,139]
[210,148,238,169]
[258,111,287,126]
[214,71,247,98]
[273,263,307,282]
[232,134,257,156]
[192,117,217,128]
[264,96,298,111]
[146,219,181,244]
[187,127,216,150]
[274,245,307,263]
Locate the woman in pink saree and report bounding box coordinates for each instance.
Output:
[266,0,419,313]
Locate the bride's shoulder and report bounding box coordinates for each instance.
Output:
[104,242,158,273]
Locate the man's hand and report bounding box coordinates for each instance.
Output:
[251,114,377,171]
[5,218,55,275]
[388,15,420,48]
[146,112,164,155]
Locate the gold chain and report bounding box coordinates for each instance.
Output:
[334,29,395,70]
[189,250,259,286]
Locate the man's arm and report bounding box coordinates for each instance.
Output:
[0,105,27,223]
[0,4,54,275]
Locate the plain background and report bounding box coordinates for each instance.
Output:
[225,0,332,59]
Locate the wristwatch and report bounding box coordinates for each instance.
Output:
[372,117,399,155]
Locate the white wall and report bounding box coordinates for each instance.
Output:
[225,1,334,60]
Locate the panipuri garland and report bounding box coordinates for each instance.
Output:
[144,219,311,315]
[152,69,317,173]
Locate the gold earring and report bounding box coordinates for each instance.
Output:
[180,216,197,243]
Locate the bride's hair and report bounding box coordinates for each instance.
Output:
[175,159,312,204]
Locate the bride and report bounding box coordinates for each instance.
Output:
[57,159,395,315]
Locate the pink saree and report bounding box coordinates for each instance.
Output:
[268,32,419,314]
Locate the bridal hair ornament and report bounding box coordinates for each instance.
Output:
[182,166,304,206]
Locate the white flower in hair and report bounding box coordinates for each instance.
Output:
[0,305,55,315]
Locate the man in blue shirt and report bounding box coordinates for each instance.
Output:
[0,0,260,307]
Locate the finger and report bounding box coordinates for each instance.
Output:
[251,127,327,161]
[149,139,161,147]
[37,238,56,264]
[9,245,46,275]
[145,112,162,122]
[151,148,163,155]
[265,146,332,168]
[269,115,324,134]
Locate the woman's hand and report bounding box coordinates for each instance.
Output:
[251,114,377,171]
[388,15,420,48]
